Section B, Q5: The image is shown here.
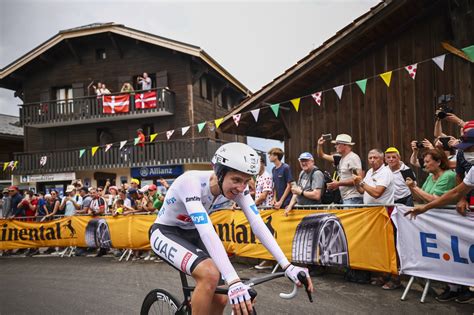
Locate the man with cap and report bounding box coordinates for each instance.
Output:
[317,134,363,205]
[385,147,414,206]
[60,185,82,216]
[284,152,325,216]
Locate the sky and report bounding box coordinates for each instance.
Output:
[0,0,380,165]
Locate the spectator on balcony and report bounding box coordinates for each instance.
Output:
[100,84,111,95]
[60,185,82,216]
[137,129,146,148]
[137,72,152,90]
[255,156,274,208]
[92,82,103,96]
[9,186,24,219]
[268,147,293,209]
[1,188,12,218]
[120,82,134,93]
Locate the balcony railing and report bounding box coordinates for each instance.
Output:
[13,138,223,175]
[0,168,13,182]
[19,88,175,127]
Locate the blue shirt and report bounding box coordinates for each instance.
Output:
[272,163,293,207]
[37,198,47,216]
[11,193,23,217]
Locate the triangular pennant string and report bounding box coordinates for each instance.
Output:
[120,140,127,150]
[13,161,18,170]
[333,85,344,100]
[79,149,86,158]
[404,64,418,80]
[432,54,446,71]
[270,104,280,117]
[91,146,99,156]
[134,137,140,146]
[461,45,474,62]
[166,130,174,140]
[251,109,260,122]
[181,126,190,136]
[105,143,113,152]
[233,114,241,126]
[290,98,300,112]
[380,71,392,87]
[356,79,367,94]
[149,133,158,142]
[214,118,224,129]
[311,92,322,106]
[197,122,206,133]
[3,162,8,171]
[40,156,47,166]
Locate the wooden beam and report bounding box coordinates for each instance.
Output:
[108,32,123,59]
[65,39,81,64]
[442,42,472,63]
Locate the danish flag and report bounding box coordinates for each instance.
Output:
[103,95,130,114]
[135,91,157,109]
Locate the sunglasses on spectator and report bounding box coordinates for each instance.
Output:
[98,189,103,192]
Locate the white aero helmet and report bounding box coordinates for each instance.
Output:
[212,142,260,177]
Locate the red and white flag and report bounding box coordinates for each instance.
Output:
[103,95,129,114]
[405,63,417,80]
[312,91,322,106]
[135,91,157,109]
[233,114,241,126]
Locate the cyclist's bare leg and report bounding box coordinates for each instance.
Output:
[191,258,227,315]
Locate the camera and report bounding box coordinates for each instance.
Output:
[416,141,424,149]
[322,133,332,141]
[435,94,454,119]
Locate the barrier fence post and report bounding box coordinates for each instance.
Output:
[401,276,414,301]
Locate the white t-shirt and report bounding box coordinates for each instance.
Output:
[363,164,394,204]
[463,167,474,187]
[390,162,412,201]
[337,151,363,200]
[140,77,152,90]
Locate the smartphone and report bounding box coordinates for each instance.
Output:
[401,169,417,181]
[439,137,451,151]
[351,169,358,176]
[290,181,297,189]
[322,133,332,141]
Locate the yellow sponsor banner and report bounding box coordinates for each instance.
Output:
[0,215,156,251]
[210,207,397,274]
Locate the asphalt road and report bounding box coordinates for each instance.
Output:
[0,256,472,314]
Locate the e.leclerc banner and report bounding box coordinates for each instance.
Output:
[391,206,474,286]
[211,207,397,274]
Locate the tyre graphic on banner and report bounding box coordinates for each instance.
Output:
[292,213,349,266]
[85,218,112,249]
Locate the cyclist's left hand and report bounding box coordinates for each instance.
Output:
[228,281,253,315]
[284,264,314,292]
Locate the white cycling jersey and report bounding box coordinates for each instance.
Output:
[154,170,290,284]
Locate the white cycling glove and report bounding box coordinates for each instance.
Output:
[285,264,310,285]
[228,281,251,305]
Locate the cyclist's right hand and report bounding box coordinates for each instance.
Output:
[228,281,253,315]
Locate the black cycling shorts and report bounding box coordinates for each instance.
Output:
[149,223,210,275]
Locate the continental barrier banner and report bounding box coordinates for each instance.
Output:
[392,206,474,286]
[0,208,397,274]
[211,207,397,274]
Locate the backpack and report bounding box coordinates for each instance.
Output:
[303,167,342,205]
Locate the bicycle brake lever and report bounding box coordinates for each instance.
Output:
[297,271,313,303]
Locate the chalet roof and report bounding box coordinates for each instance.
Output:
[221,0,437,139]
[0,114,23,137]
[0,22,250,95]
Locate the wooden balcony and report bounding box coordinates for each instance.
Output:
[19,88,175,128]
[13,138,223,175]
[0,169,13,182]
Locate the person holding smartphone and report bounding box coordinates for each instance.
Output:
[384,147,414,206]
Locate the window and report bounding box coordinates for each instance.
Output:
[96,49,107,60]
[199,75,212,101]
[55,86,73,115]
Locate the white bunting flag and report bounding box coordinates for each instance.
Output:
[251,109,260,122]
[311,91,322,106]
[432,54,446,71]
[120,140,127,150]
[405,63,418,80]
[105,143,113,152]
[181,126,190,136]
[233,114,241,126]
[333,85,344,100]
[166,130,174,140]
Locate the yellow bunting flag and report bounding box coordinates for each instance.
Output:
[149,133,158,142]
[91,146,99,157]
[380,71,392,87]
[214,118,224,129]
[3,162,8,171]
[290,98,300,112]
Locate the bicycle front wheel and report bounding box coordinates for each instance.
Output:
[141,289,181,315]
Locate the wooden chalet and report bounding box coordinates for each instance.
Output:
[0,115,23,187]
[0,23,249,191]
[221,0,474,175]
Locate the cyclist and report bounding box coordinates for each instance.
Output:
[150,142,313,315]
